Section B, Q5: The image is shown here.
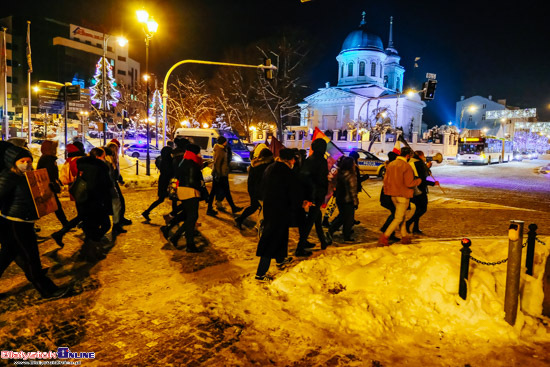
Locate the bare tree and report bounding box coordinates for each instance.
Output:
[166,75,216,138]
[256,36,309,140]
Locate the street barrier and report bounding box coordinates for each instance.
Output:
[458,222,546,325]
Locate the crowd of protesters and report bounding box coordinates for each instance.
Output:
[0,135,439,298]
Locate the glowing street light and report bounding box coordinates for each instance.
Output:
[202,122,209,129]
[459,104,477,129]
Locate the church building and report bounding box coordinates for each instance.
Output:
[299,13,425,141]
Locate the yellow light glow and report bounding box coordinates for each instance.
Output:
[136,9,149,23]
[117,37,128,47]
[143,74,150,81]
[202,123,209,128]
[381,112,387,118]
[406,89,416,97]
[32,86,40,92]
[250,126,257,131]
[467,105,477,113]
[146,18,158,34]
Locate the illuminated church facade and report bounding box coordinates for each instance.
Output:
[298,13,425,141]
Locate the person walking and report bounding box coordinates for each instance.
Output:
[75,147,113,259]
[378,147,421,246]
[379,151,399,241]
[296,138,330,255]
[0,145,70,299]
[235,148,274,230]
[207,136,242,216]
[142,144,174,221]
[254,149,300,281]
[108,139,132,226]
[163,144,206,252]
[36,140,68,227]
[326,156,359,244]
[406,151,438,234]
[50,143,86,247]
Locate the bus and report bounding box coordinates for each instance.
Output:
[457,137,513,165]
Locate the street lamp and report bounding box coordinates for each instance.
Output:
[137,8,158,176]
[101,34,128,146]
[79,110,89,144]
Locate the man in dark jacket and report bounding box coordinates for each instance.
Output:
[163,144,206,252]
[255,148,299,281]
[297,138,330,256]
[406,151,438,234]
[0,145,70,299]
[37,140,68,226]
[142,145,174,221]
[235,148,274,230]
[75,148,113,259]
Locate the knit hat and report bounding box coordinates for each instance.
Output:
[186,144,201,155]
[4,145,33,168]
[217,136,227,145]
[279,148,295,161]
[110,139,121,147]
[40,140,58,156]
[66,144,80,154]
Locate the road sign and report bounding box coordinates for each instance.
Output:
[38,81,64,114]
[65,85,81,101]
[426,73,437,80]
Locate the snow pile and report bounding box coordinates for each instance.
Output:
[119,156,159,189]
[204,238,550,350]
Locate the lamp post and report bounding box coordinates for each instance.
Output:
[137,9,158,176]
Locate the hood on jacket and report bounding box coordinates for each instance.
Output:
[40,140,58,156]
[252,143,268,159]
[251,154,274,168]
[4,145,32,169]
[311,138,327,156]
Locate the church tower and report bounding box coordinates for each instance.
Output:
[383,16,405,92]
[336,12,387,87]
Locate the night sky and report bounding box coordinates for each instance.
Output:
[3,0,549,125]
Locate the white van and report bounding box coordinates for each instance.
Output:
[174,128,251,171]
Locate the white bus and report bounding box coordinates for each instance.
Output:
[457,137,513,165]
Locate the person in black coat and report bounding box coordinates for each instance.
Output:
[235,148,274,229]
[297,138,329,255]
[37,140,68,227]
[142,145,174,221]
[162,144,207,252]
[75,148,113,256]
[255,148,300,281]
[0,145,70,299]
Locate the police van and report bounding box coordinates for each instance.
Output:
[174,128,251,171]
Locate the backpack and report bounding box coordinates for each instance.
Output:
[60,158,77,185]
[155,155,162,170]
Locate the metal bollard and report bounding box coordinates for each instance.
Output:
[136,160,139,175]
[525,223,538,276]
[504,220,524,326]
[459,238,472,300]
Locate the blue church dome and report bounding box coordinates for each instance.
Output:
[340,13,384,53]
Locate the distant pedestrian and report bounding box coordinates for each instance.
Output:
[0,145,70,299]
[254,148,300,281]
[108,139,132,226]
[378,147,421,246]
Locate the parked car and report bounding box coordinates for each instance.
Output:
[528,151,539,159]
[512,151,523,161]
[124,144,161,159]
[341,148,386,178]
[520,151,536,160]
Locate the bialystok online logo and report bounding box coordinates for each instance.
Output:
[1,347,95,360]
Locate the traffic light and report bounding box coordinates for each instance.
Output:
[422,79,437,100]
[264,58,273,80]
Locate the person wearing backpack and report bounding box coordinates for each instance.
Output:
[37,140,68,227]
[142,145,174,221]
[50,143,85,248]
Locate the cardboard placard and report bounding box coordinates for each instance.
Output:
[25,168,58,218]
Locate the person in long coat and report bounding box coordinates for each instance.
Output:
[37,140,68,227]
[255,148,300,281]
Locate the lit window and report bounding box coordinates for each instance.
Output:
[359,62,365,76]
[347,62,353,77]
[371,62,376,76]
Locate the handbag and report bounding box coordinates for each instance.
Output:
[69,176,88,204]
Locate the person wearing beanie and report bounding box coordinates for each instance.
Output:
[254,148,299,281]
[235,148,274,230]
[109,139,121,149]
[296,138,330,256]
[161,144,206,252]
[207,136,242,216]
[37,140,69,227]
[0,145,70,299]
